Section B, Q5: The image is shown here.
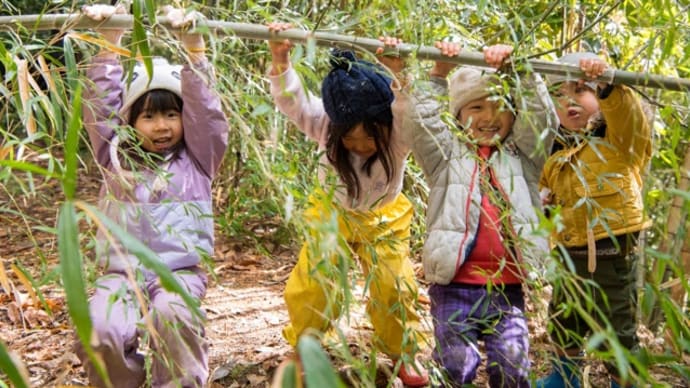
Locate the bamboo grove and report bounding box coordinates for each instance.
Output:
[1,0,689,387]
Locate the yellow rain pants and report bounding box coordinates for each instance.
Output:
[283,191,425,357]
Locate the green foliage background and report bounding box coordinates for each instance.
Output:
[1,0,690,387]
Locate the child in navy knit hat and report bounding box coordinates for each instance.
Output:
[266,22,428,387]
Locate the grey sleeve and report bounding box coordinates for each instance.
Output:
[400,77,455,180]
[507,73,558,172]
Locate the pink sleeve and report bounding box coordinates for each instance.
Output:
[268,65,330,148]
[390,88,411,157]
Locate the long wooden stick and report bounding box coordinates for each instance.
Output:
[2,13,690,92]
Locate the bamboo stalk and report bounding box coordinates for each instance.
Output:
[2,13,690,92]
[14,57,36,136]
[655,146,690,353]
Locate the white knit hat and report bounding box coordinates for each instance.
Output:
[119,57,183,122]
[546,52,599,90]
[449,66,498,117]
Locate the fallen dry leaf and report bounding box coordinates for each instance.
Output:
[6,300,22,324]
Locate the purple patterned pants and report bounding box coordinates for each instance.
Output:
[429,283,530,387]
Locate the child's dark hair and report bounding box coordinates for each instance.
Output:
[326,117,395,200]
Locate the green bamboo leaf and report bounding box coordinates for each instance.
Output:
[57,202,109,385]
[585,331,607,351]
[81,203,204,321]
[144,0,157,23]
[49,90,65,142]
[251,103,273,117]
[62,35,78,96]
[278,360,299,388]
[0,340,29,388]
[297,335,346,388]
[668,188,690,201]
[132,0,152,76]
[57,203,90,336]
[62,84,81,199]
[610,341,630,381]
[0,160,59,178]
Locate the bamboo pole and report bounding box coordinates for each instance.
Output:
[2,13,690,92]
[653,147,690,353]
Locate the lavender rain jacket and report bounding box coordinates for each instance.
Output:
[82,57,229,272]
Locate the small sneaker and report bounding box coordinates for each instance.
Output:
[396,359,429,387]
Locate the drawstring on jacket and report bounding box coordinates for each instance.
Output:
[109,134,172,200]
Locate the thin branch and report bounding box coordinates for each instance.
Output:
[1,13,689,91]
[559,0,624,54]
[527,0,624,59]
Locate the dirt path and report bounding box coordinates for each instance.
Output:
[0,163,417,387]
[1,160,688,387]
[0,162,292,386]
[204,249,292,387]
[0,184,292,387]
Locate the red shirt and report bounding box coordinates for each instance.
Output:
[453,146,522,285]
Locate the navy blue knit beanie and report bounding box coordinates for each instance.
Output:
[321,50,394,128]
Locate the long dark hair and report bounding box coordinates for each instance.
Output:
[325,117,395,200]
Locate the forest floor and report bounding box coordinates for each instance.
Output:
[1,157,688,387]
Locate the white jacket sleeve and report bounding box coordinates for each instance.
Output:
[397,77,457,181]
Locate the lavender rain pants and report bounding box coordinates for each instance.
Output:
[76,269,208,388]
[430,283,530,388]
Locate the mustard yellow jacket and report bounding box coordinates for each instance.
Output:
[539,85,652,248]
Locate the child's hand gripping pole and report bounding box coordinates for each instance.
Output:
[161,6,206,59]
[81,4,127,45]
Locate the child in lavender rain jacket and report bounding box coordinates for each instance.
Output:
[76,5,228,388]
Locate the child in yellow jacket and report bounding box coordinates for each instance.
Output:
[538,52,652,388]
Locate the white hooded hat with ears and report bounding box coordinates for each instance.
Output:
[119,57,183,122]
[449,66,498,118]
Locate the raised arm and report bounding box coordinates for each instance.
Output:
[483,44,557,170]
[395,41,461,179]
[397,77,457,179]
[163,6,230,178]
[81,4,127,167]
[266,22,329,143]
[375,36,411,157]
[600,85,652,168]
[581,58,653,169]
[507,72,557,170]
[180,62,229,178]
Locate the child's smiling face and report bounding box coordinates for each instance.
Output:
[554,81,600,132]
[458,97,515,146]
[133,108,183,154]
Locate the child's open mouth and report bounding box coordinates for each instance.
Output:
[153,137,172,150]
[477,127,500,133]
